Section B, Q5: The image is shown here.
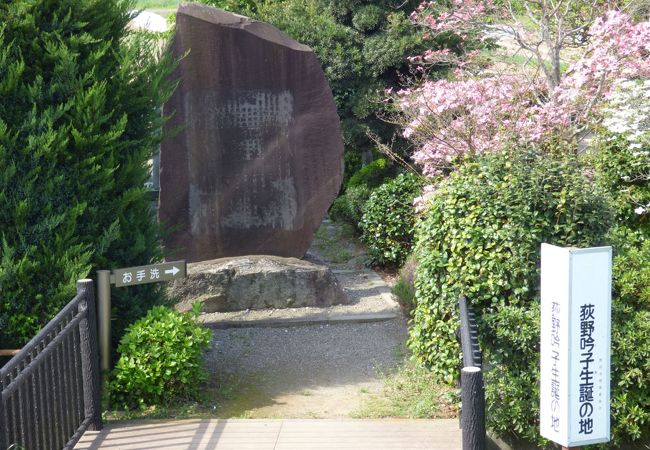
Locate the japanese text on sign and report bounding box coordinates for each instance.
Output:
[113,261,185,287]
[550,301,561,433]
[579,304,596,435]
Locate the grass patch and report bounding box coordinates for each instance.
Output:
[354,361,459,419]
[133,0,180,10]
[104,372,264,421]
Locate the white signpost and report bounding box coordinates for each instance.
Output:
[540,244,612,448]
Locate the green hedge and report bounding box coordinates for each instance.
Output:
[0,0,177,348]
[409,148,616,444]
[109,306,213,409]
[330,158,396,232]
[607,231,650,445]
[360,172,422,267]
[592,135,650,235]
[329,184,372,232]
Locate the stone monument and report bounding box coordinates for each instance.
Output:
[159,3,344,263]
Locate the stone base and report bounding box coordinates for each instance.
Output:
[169,255,349,313]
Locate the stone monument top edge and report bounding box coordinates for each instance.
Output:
[177,2,312,52]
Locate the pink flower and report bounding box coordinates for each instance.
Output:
[399,6,650,181]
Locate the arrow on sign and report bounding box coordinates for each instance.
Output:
[165,266,180,276]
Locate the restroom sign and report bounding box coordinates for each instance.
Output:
[112,261,186,287]
[540,244,611,447]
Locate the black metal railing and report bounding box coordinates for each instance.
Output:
[0,279,102,450]
[459,295,482,369]
[458,295,486,450]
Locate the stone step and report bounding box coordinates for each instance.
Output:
[203,311,399,329]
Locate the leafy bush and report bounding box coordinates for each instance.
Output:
[109,306,212,409]
[329,184,371,232]
[0,0,176,348]
[409,148,613,443]
[360,172,422,267]
[347,158,393,189]
[607,233,650,445]
[592,135,650,234]
[330,158,395,231]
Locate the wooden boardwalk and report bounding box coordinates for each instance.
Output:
[75,418,461,450]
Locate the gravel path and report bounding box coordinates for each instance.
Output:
[204,317,408,418]
[198,220,410,418]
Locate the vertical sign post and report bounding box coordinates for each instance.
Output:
[96,261,186,372]
[97,270,112,373]
[540,244,612,448]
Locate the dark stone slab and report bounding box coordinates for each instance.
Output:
[159,3,344,263]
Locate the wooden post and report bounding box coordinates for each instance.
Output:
[461,366,486,450]
[97,270,111,372]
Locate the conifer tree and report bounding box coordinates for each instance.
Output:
[0,0,176,348]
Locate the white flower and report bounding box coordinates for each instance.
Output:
[634,206,646,215]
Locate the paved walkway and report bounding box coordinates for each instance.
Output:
[75,419,461,450]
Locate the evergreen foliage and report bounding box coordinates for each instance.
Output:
[409,147,612,382]
[592,134,650,235]
[329,157,395,232]
[360,172,422,267]
[0,0,177,348]
[409,147,650,445]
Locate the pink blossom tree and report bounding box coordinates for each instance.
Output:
[396,1,650,180]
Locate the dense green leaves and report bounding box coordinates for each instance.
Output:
[0,0,177,348]
[592,135,650,235]
[360,172,422,267]
[411,146,650,446]
[329,157,395,232]
[409,148,613,435]
[109,306,213,408]
[606,235,650,445]
[329,184,371,232]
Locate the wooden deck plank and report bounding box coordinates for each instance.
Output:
[75,419,461,450]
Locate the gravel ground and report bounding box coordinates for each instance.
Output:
[193,219,410,418]
[204,318,409,418]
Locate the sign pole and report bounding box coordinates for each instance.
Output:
[97,270,111,373]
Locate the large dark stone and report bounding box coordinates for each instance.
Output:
[159,3,344,263]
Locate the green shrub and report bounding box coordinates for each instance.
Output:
[329,184,372,231]
[347,158,393,189]
[0,0,177,348]
[410,148,614,443]
[109,306,212,409]
[592,135,650,235]
[331,158,396,231]
[360,172,422,267]
[607,234,650,446]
